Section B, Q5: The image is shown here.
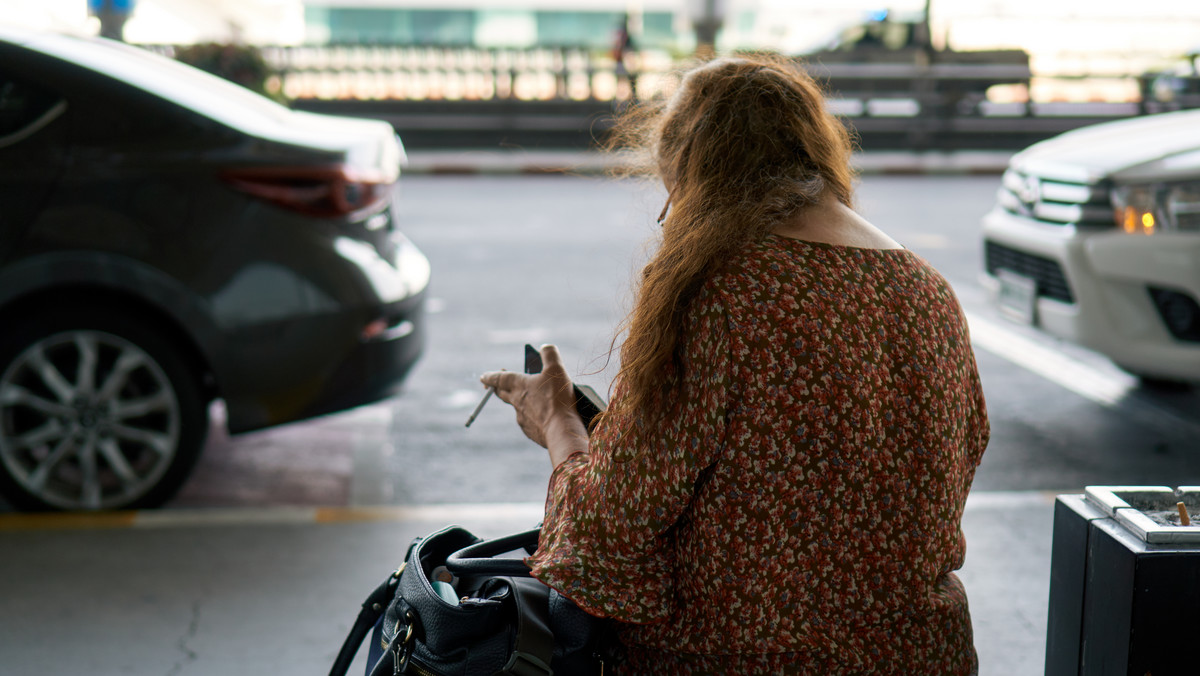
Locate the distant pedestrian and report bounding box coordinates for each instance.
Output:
[612,14,638,101]
[89,0,135,42]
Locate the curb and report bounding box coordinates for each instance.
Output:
[402,150,1014,177]
[403,150,631,177]
[852,151,1014,175]
[0,502,546,532]
[0,491,1058,532]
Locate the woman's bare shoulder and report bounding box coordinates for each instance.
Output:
[772,197,903,251]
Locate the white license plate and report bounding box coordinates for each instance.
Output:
[997,269,1037,325]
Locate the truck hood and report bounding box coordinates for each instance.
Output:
[1012,108,1200,184]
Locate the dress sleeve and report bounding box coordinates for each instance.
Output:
[955,301,991,464]
[527,289,734,624]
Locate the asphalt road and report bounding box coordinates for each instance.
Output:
[167,173,1200,509]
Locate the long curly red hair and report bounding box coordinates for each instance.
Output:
[601,53,858,440]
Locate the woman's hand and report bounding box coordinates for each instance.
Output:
[480,344,589,468]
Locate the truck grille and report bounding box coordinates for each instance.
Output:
[997,169,1113,227]
[985,241,1075,303]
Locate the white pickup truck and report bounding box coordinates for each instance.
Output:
[981,109,1200,386]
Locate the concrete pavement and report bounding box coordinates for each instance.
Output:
[401,149,1015,176]
[0,490,1057,676]
[0,150,1057,676]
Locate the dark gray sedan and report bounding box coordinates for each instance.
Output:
[0,29,429,510]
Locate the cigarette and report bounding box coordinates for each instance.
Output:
[1179,501,1191,526]
[464,387,495,427]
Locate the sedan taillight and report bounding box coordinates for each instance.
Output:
[221,165,390,218]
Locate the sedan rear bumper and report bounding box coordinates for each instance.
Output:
[298,293,427,422]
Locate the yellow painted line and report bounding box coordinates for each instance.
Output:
[0,511,137,531]
[315,506,411,524]
[134,507,316,528]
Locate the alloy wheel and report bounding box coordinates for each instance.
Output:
[0,330,181,510]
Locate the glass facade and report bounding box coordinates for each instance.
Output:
[306,7,677,49]
[307,8,474,45]
[642,12,675,46]
[535,11,623,48]
[413,10,475,46]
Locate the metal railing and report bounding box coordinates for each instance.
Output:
[151,43,1200,151]
[259,45,671,102]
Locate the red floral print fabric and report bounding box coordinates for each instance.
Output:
[529,234,989,675]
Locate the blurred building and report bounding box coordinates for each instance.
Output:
[9,0,1200,85]
[3,0,304,44]
[304,1,681,51]
[294,1,935,55]
[3,0,896,54]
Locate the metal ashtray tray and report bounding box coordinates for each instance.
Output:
[1084,486,1200,544]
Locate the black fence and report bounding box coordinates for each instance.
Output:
[208,45,1200,152]
[294,98,1180,153]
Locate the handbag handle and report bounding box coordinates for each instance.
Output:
[444,527,540,577]
[328,569,400,676]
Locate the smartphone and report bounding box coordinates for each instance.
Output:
[524,344,543,375]
[523,344,606,429]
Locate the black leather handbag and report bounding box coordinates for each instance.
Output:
[329,525,620,676]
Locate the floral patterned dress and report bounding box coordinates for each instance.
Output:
[529,234,990,675]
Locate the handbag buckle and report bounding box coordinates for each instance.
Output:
[501,650,553,676]
[390,611,416,675]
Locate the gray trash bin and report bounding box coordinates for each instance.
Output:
[1045,486,1200,676]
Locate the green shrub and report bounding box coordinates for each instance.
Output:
[172,43,284,102]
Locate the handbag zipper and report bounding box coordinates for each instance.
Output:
[403,658,440,676]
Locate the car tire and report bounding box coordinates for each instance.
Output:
[1136,376,1194,393]
[0,303,208,511]
[1114,363,1195,392]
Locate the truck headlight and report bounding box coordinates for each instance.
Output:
[1112,182,1200,233]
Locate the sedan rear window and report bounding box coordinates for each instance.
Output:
[4,30,291,138]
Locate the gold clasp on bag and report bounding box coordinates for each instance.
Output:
[391,610,416,675]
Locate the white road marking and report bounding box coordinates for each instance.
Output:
[965,310,1136,407]
[965,311,1200,438]
[964,489,1061,510]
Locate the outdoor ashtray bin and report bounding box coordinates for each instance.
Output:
[1045,486,1200,676]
